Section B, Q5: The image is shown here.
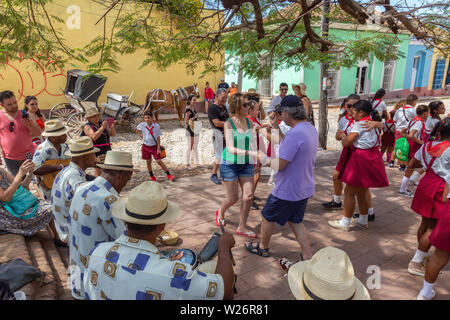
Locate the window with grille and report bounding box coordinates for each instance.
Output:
[382,60,396,91]
[432,59,446,89]
[327,68,339,99]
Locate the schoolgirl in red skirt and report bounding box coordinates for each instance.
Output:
[416,117,450,300]
[424,101,445,142]
[409,119,450,274]
[398,105,429,196]
[380,119,395,167]
[328,100,388,232]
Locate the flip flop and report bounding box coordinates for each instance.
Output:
[215,210,226,227]
[236,230,257,239]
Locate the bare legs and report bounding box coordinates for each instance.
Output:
[417,217,437,253]
[343,185,369,218]
[425,249,450,284]
[333,170,343,199]
[186,136,198,167]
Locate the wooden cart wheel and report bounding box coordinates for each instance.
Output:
[66,112,87,139]
[49,103,77,121]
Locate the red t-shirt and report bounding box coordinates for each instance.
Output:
[204,87,214,100]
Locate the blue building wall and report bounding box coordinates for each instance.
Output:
[403,43,433,90]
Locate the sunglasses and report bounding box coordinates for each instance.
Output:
[9,122,14,132]
[280,88,288,91]
[346,104,354,108]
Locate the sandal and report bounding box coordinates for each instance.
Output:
[279,257,299,273]
[236,230,257,239]
[245,242,270,257]
[215,210,226,227]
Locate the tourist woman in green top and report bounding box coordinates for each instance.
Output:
[215,93,263,239]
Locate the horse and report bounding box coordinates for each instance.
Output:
[144,84,200,127]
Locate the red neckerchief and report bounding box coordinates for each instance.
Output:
[145,124,154,135]
[344,114,354,133]
[412,115,425,127]
[245,116,261,127]
[358,115,372,122]
[427,141,450,157]
[404,105,414,109]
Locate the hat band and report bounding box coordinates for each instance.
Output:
[46,126,66,133]
[70,147,95,154]
[103,163,133,169]
[125,205,168,220]
[302,275,355,300]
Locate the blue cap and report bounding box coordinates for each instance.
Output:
[275,95,302,112]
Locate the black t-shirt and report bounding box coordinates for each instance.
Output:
[218,82,230,91]
[208,104,229,134]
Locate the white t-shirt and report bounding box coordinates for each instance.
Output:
[372,99,386,115]
[136,122,162,146]
[339,107,347,116]
[415,142,450,181]
[338,116,354,135]
[425,116,440,135]
[393,106,417,131]
[383,120,395,133]
[408,119,424,140]
[279,121,292,135]
[350,121,381,149]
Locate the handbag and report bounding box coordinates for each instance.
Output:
[148,125,166,159]
[2,186,39,220]
[0,259,44,292]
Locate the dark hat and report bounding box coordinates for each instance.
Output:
[275,95,302,112]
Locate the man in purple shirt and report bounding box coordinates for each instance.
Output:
[245,95,318,260]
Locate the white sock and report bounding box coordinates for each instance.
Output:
[358,214,368,225]
[412,249,427,263]
[339,216,351,227]
[420,280,435,299]
[368,207,374,216]
[333,195,341,203]
[399,176,409,193]
[410,171,420,183]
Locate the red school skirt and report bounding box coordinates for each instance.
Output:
[408,139,421,161]
[429,202,450,252]
[338,146,389,189]
[381,132,395,147]
[335,146,351,173]
[411,170,445,220]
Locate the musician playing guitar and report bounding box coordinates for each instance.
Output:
[32,119,71,200]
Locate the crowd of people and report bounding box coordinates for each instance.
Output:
[0,81,448,301]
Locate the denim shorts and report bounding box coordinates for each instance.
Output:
[220,162,254,181]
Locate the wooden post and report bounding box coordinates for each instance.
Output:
[318,0,330,149]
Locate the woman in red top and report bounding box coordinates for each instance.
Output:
[204,82,215,114]
[24,96,46,148]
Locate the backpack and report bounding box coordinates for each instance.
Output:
[394,137,410,162]
[0,280,15,300]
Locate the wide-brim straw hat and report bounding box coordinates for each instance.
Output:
[82,102,101,118]
[288,247,370,300]
[64,136,100,157]
[112,181,179,225]
[97,151,134,172]
[246,88,260,96]
[292,83,307,96]
[41,119,70,137]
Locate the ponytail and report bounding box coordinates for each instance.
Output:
[371,110,382,122]
[430,117,450,141]
[428,101,443,119]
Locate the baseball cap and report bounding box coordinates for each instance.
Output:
[275,95,302,112]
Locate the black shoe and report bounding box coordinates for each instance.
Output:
[210,174,221,185]
[352,213,375,221]
[322,200,342,209]
[54,239,68,248]
[253,196,262,202]
[399,165,406,172]
[251,201,259,210]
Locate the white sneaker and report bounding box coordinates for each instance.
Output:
[398,189,414,197]
[328,220,350,232]
[350,218,368,230]
[417,290,435,300]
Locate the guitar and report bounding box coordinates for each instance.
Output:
[41,159,72,189]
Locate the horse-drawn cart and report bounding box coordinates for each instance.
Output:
[49,69,142,137]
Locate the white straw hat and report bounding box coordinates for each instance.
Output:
[97,151,134,172]
[112,181,179,225]
[41,119,70,137]
[65,136,100,157]
[292,83,307,96]
[288,247,370,300]
[82,102,101,118]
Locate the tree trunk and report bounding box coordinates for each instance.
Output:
[318,0,330,149]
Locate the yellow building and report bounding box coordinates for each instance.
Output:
[0,0,224,111]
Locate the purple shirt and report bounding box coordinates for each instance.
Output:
[272,121,318,201]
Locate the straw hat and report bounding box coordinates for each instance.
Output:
[97,151,134,172]
[112,181,179,225]
[65,136,100,157]
[288,247,370,300]
[41,119,70,137]
[82,102,101,119]
[246,88,260,96]
[292,83,307,96]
